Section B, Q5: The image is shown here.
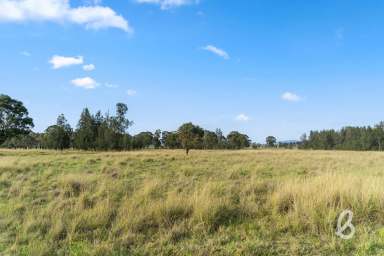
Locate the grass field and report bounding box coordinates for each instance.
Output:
[1,149,384,255]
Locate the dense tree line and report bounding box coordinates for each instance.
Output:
[8,93,384,152]
[0,94,251,153]
[301,122,384,151]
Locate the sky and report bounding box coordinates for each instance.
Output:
[2,0,384,142]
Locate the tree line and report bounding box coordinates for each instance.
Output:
[10,93,384,152]
[0,94,251,153]
[300,123,384,151]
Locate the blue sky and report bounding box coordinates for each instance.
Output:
[2,0,384,142]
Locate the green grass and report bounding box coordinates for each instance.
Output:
[1,149,384,255]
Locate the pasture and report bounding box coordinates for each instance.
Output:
[1,149,384,255]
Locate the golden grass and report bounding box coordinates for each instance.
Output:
[1,149,384,255]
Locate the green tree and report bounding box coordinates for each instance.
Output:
[153,129,162,149]
[0,94,34,144]
[177,122,204,155]
[43,114,72,150]
[227,131,250,149]
[133,132,154,149]
[74,108,95,150]
[303,125,384,151]
[94,111,121,150]
[114,103,133,134]
[266,136,277,147]
[94,111,109,150]
[215,128,226,148]
[162,131,180,149]
[108,103,133,150]
[203,130,219,149]
[73,104,133,151]
[1,133,41,149]
[374,122,384,151]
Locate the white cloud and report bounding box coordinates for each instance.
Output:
[281,92,301,102]
[126,89,137,96]
[0,0,132,32]
[20,51,31,56]
[235,113,250,122]
[136,0,198,9]
[202,45,229,59]
[71,77,97,89]
[68,6,132,32]
[83,64,95,71]
[49,55,83,69]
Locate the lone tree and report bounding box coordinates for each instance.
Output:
[0,94,34,144]
[177,122,204,155]
[266,136,277,147]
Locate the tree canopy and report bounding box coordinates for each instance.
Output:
[300,124,384,151]
[0,94,255,152]
[177,122,204,154]
[43,114,72,150]
[266,136,277,147]
[0,94,34,144]
[227,131,250,149]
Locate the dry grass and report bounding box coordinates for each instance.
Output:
[1,149,384,255]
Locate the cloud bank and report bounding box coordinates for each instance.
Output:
[0,0,132,32]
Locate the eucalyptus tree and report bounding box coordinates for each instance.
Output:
[0,94,34,144]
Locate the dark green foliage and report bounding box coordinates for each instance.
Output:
[1,133,41,148]
[42,114,72,150]
[153,129,162,149]
[0,94,34,144]
[0,95,252,151]
[215,128,227,148]
[74,103,133,151]
[162,131,181,149]
[278,141,299,149]
[203,130,219,149]
[74,108,95,150]
[7,93,384,153]
[133,132,154,149]
[177,123,204,154]
[301,123,384,151]
[227,131,250,149]
[115,103,132,134]
[266,136,277,147]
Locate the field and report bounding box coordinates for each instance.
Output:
[1,149,384,255]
